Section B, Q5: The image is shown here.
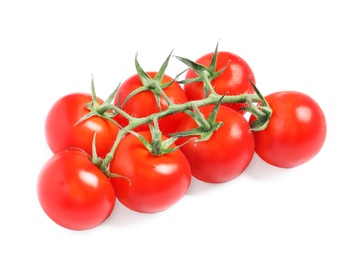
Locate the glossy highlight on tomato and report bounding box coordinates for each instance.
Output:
[176,105,255,183]
[45,93,120,158]
[184,51,256,113]
[109,131,192,213]
[249,91,327,168]
[37,43,328,230]
[37,149,116,230]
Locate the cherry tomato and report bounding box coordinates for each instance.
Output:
[45,93,120,158]
[249,91,327,168]
[114,72,188,135]
[183,51,256,113]
[176,105,255,183]
[109,131,191,213]
[37,149,116,230]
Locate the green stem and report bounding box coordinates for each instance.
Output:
[101,127,128,172]
[187,103,212,131]
[150,117,163,155]
[244,96,268,119]
[153,81,174,106]
[201,70,218,96]
[101,91,263,169]
[101,104,135,121]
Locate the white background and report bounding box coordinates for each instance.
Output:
[1,0,360,259]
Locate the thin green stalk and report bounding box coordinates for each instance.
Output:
[100,91,264,170]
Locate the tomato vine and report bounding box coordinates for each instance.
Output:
[39,41,327,230]
[80,44,272,175]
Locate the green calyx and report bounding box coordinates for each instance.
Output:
[129,117,188,156]
[75,76,121,127]
[169,96,224,142]
[175,41,228,98]
[242,78,272,131]
[80,41,274,174]
[120,51,184,111]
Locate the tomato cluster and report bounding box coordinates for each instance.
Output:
[37,44,327,230]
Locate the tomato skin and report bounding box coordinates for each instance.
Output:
[114,72,188,134]
[176,105,255,183]
[249,91,327,168]
[45,93,120,158]
[184,51,256,113]
[37,149,116,230]
[109,131,192,213]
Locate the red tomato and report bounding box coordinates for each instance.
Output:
[176,105,255,183]
[183,51,256,113]
[109,131,192,213]
[114,72,188,134]
[249,91,327,168]
[37,149,116,230]
[45,93,120,158]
